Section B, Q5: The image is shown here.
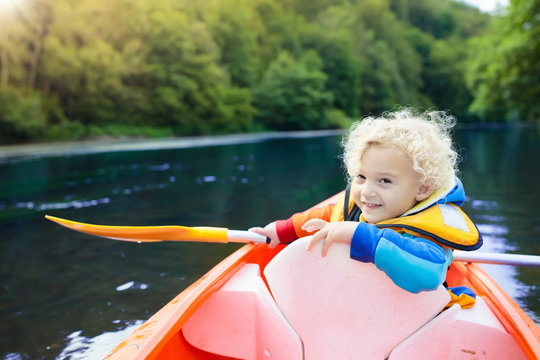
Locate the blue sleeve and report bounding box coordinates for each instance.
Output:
[350,223,452,293]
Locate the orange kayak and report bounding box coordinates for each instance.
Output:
[104,194,540,360]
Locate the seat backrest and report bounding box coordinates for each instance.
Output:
[183,263,303,359]
[264,237,450,360]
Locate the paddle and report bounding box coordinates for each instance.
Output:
[45,215,540,267]
[45,215,270,244]
[453,250,540,267]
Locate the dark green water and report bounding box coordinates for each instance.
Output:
[0,128,538,359]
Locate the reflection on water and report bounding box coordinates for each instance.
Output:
[12,198,112,212]
[455,126,540,324]
[115,281,149,292]
[0,128,538,359]
[474,221,528,305]
[56,321,143,360]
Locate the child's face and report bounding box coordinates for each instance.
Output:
[351,144,432,224]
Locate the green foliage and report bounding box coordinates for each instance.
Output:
[136,3,255,134]
[303,7,363,117]
[316,32,362,117]
[0,88,46,142]
[2,0,535,144]
[421,39,474,120]
[197,0,261,87]
[467,0,540,122]
[45,120,86,141]
[87,124,173,138]
[252,51,332,130]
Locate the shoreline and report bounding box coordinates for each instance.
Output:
[1,121,536,162]
[0,130,345,162]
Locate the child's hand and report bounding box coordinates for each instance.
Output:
[249,222,280,248]
[303,219,357,257]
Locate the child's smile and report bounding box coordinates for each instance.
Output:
[351,144,433,224]
[361,201,382,209]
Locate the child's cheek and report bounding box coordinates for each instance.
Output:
[351,188,362,206]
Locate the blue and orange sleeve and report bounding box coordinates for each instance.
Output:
[351,223,452,293]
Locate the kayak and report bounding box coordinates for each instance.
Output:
[104,193,540,360]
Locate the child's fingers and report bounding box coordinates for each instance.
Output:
[267,238,280,249]
[306,226,328,251]
[321,238,333,257]
[302,218,328,233]
[249,226,278,248]
[248,227,264,234]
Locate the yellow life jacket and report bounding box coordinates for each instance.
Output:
[329,183,482,251]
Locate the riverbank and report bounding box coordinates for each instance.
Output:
[2,121,536,162]
[0,130,344,162]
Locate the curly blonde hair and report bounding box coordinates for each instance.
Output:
[342,108,458,191]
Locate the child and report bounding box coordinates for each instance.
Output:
[250,108,482,296]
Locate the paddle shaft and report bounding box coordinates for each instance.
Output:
[454,250,540,267]
[46,215,539,266]
[229,230,540,267]
[227,230,270,244]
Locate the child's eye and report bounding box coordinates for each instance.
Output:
[380,178,392,184]
[356,174,366,182]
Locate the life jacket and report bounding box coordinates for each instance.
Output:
[332,182,482,251]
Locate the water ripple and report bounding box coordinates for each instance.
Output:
[10,198,111,212]
[115,281,149,292]
[477,223,508,236]
[471,199,499,210]
[148,163,171,171]
[56,321,144,360]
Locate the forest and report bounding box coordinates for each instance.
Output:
[0,0,538,143]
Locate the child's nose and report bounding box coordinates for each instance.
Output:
[361,181,377,197]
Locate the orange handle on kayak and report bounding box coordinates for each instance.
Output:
[45,215,270,244]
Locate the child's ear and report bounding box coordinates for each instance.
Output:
[415,181,434,201]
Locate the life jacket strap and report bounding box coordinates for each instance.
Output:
[344,183,361,222]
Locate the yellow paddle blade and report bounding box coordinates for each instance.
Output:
[45,215,229,243]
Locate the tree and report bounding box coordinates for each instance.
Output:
[353,0,423,111]
[467,0,540,122]
[252,51,333,130]
[0,88,47,142]
[196,0,261,87]
[496,0,540,122]
[141,5,254,134]
[36,0,148,126]
[422,39,474,121]
[0,0,503,144]
[306,6,363,117]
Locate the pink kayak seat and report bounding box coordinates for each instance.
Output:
[182,263,303,359]
[389,297,528,359]
[264,237,451,360]
[448,297,527,359]
[388,303,461,359]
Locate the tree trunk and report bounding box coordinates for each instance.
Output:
[0,46,8,88]
[27,22,47,88]
[16,0,52,89]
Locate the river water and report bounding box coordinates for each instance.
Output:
[0,128,538,359]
